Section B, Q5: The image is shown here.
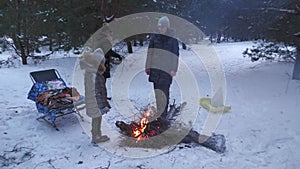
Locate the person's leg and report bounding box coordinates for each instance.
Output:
[85,73,100,118]
[107,49,122,60]
[160,84,170,118]
[91,116,110,143]
[154,83,170,119]
[91,116,100,141]
[85,72,109,143]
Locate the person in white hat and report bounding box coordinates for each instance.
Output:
[80,48,110,143]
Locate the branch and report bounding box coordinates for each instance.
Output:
[1,142,35,167]
[34,159,58,169]
[95,161,111,169]
[28,51,53,59]
[4,38,53,59]
[294,32,300,37]
[264,7,299,15]
[4,39,21,57]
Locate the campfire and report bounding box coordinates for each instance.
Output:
[131,106,157,142]
[116,105,172,143]
[115,102,226,153]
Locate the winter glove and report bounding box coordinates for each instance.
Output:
[100,106,110,115]
[145,68,150,75]
[103,99,112,109]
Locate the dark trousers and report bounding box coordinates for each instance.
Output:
[107,49,122,60]
[103,49,122,80]
[153,83,170,118]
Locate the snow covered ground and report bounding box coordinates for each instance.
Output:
[0,42,299,169]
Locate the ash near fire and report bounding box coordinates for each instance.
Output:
[115,102,226,153]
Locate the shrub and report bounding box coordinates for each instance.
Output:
[243,40,296,62]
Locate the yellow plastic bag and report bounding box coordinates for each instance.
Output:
[199,98,231,113]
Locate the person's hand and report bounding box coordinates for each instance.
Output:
[145,68,150,75]
[100,107,110,115]
[101,100,111,114]
[170,71,176,77]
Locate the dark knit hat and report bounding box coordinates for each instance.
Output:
[157,16,170,28]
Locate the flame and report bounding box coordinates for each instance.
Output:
[132,106,153,142]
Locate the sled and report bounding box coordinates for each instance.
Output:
[27,69,85,130]
[199,98,231,113]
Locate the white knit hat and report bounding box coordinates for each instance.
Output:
[158,16,170,28]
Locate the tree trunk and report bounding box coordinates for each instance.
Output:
[216,32,221,43]
[14,0,27,65]
[49,38,53,51]
[209,35,213,43]
[182,42,187,50]
[292,46,300,80]
[127,40,133,53]
[133,40,137,46]
[139,39,143,46]
[15,36,27,65]
[17,37,27,65]
[21,55,27,65]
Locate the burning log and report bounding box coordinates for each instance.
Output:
[115,102,226,153]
